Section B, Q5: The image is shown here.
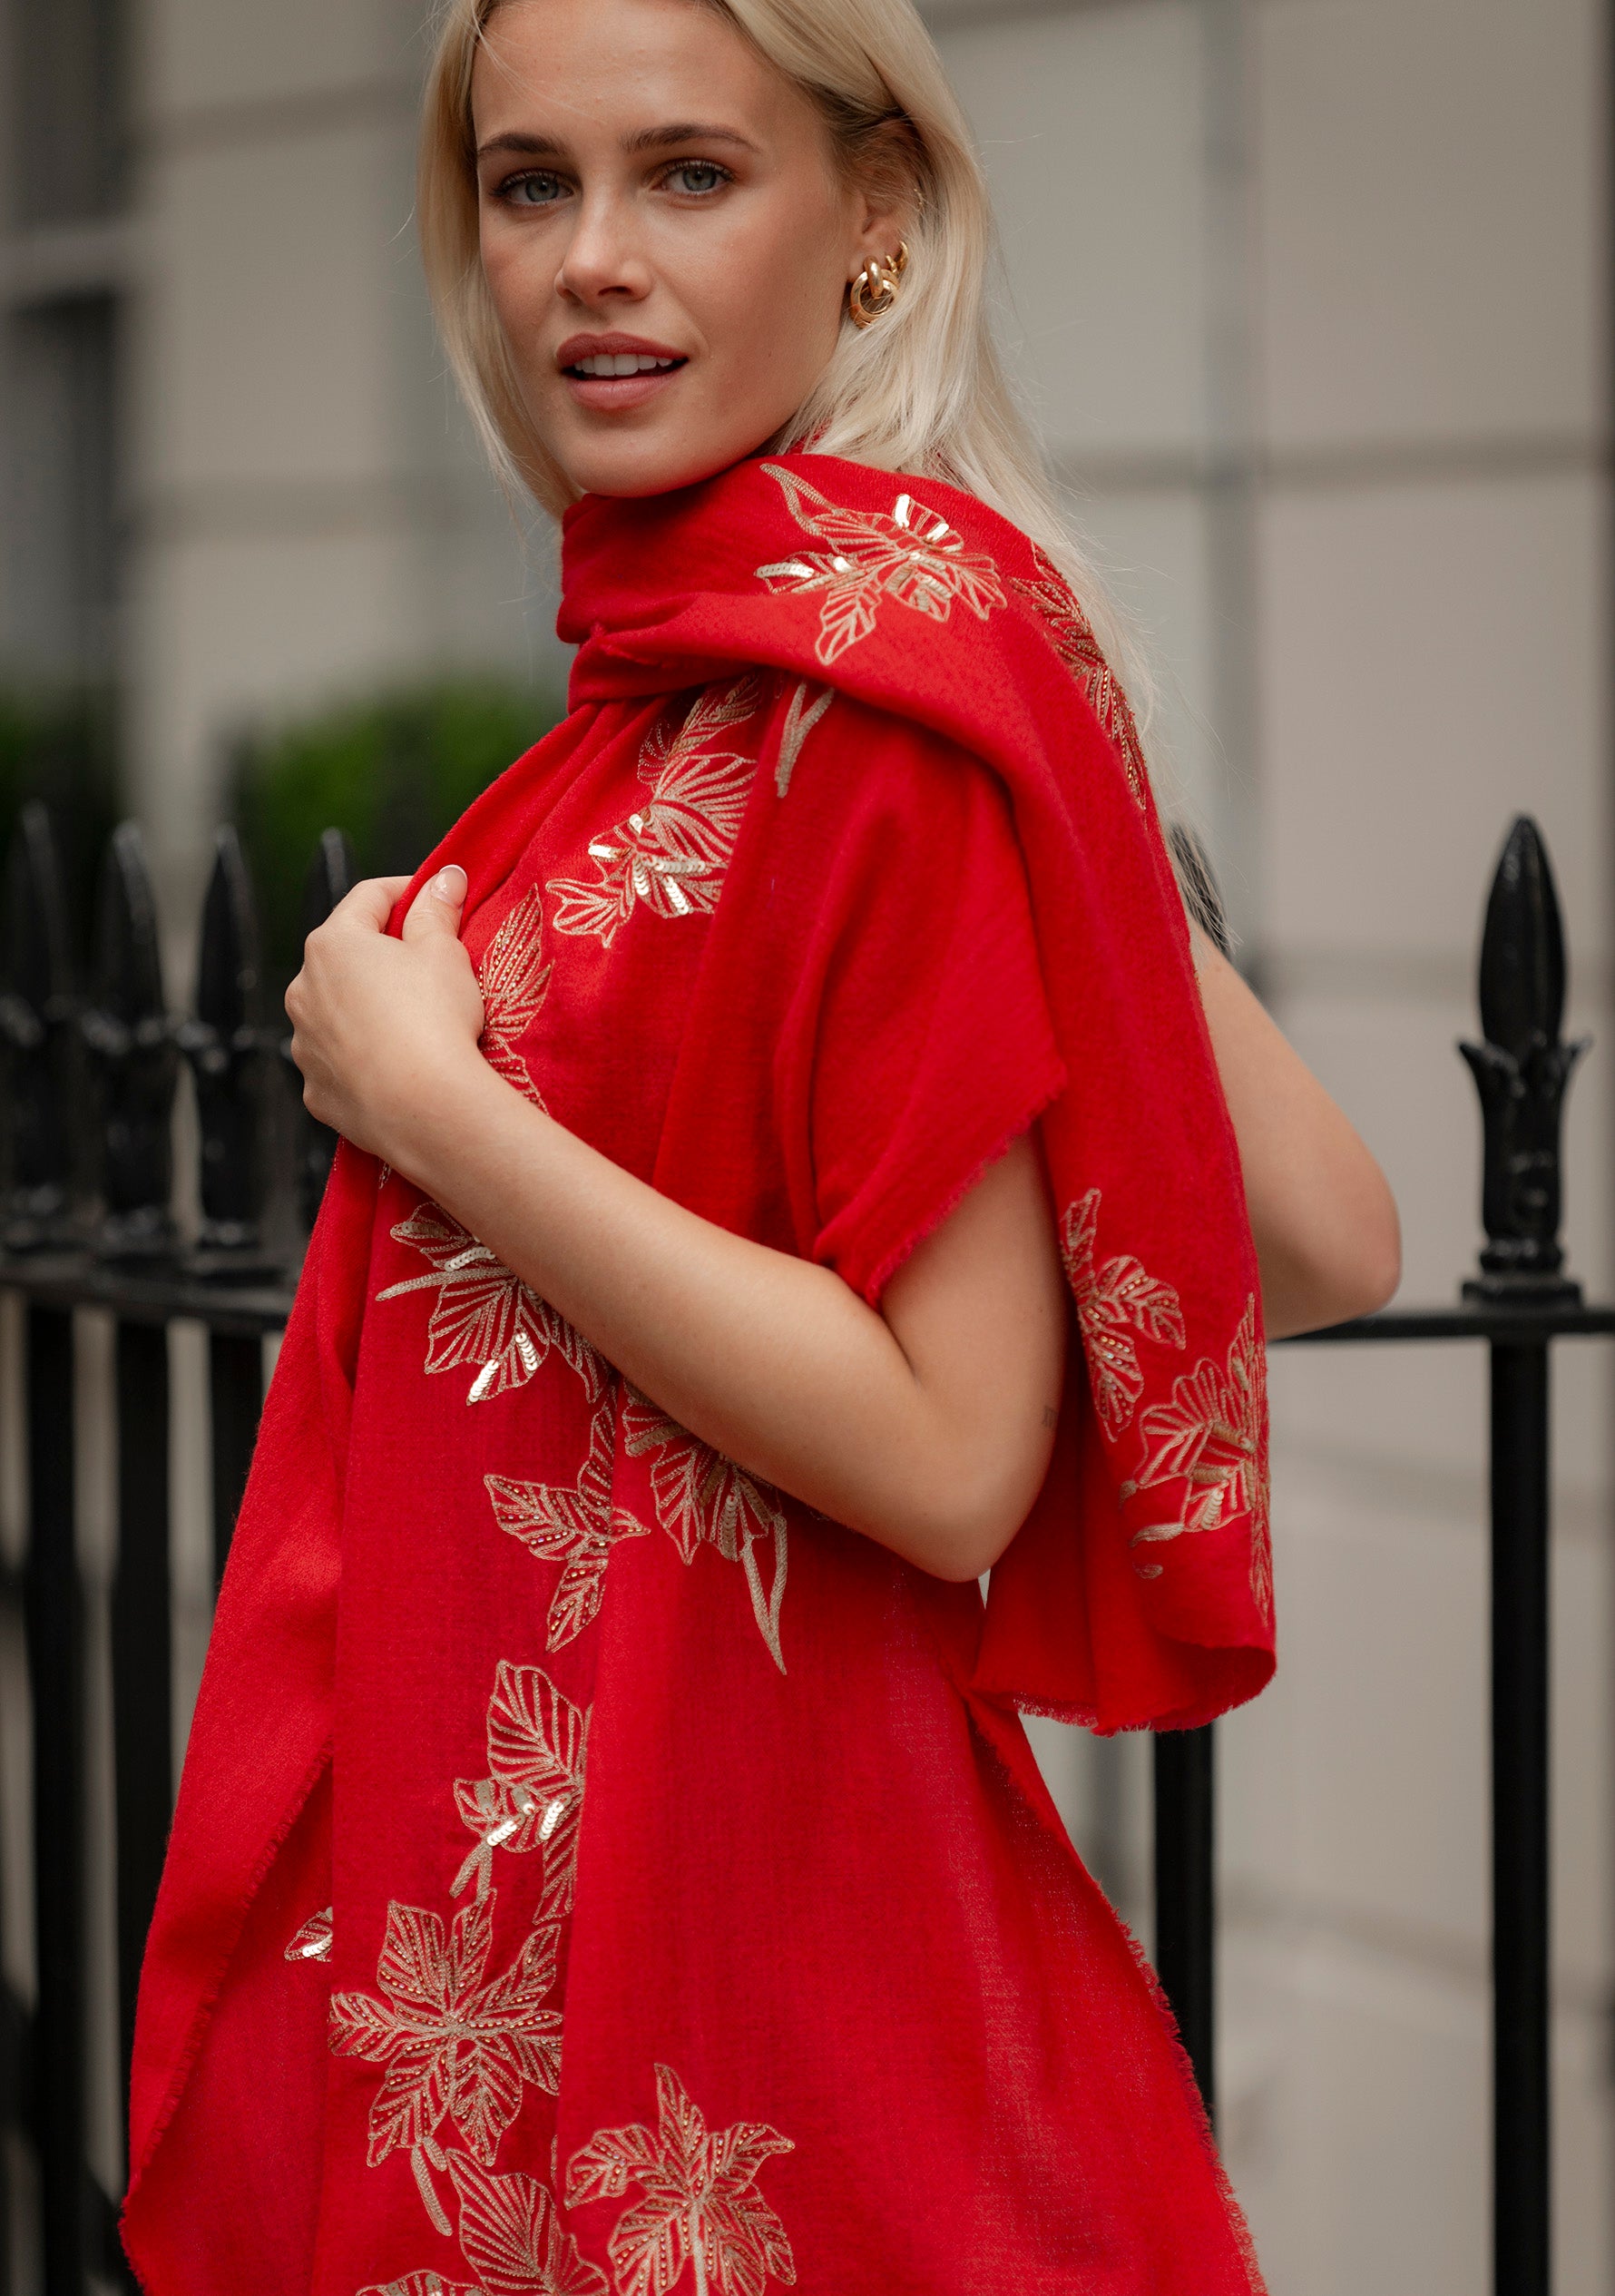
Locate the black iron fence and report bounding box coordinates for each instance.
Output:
[0,801,1595,2296]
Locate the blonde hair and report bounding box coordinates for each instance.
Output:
[417,0,1142,688]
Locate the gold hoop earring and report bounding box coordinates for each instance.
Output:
[848,240,909,329]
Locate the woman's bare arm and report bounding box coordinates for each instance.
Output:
[287,871,1398,1585]
[1189,922,1402,1338]
[288,870,1068,1585]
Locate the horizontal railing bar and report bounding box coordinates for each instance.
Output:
[0,1256,295,1335]
[4,1280,1611,1350]
[1281,1302,1615,1345]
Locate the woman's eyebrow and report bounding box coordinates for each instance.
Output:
[623,123,759,155]
[476,131,568,160]
[475,123,759,162]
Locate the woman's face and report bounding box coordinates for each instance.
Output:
[472,0,890,498]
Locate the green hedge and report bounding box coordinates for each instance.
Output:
[230,675,567,982]
[0,684,120,963]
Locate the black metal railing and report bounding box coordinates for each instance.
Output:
[0,808,331,2293]
[1152,815,1596,2296]
[0,802,1594,2296]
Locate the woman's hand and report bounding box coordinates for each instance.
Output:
[286,867,486,1163]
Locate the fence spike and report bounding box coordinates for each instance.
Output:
[0,802,77,1249]
[81,822,178,1261]
[1460,816,1588,1301]
[284,829,356,1232]
[178,827,276,1273]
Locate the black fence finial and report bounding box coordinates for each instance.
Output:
[285,828,356,1231]
[82,823,179,1261]
[179,827,272,1274]
[1460,816,1588,1303]
[0,803,77,1250]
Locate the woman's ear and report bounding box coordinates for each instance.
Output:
[846,117,925,266]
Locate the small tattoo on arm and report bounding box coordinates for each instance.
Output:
[1042,1405,1059,1429]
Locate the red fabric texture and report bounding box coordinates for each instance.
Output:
[124,454,1273,2296]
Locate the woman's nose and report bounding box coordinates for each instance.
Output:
[555,200,652,306]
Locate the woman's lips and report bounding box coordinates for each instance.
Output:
[563,362,688,414]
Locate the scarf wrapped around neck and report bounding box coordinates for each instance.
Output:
[123,453,1273,2291]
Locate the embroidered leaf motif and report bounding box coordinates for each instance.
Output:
[328,1892,563,2168]
[485,1390,652,1649]
[1126,1296,1272,1619]
[477,886,553,1103]
[567,2065,795,2296]
[755,463,1004,668]
[1011,545,1149,806]
[774,682,834,800]
[286,1906,334,1963]
[547,679,763,947]
[1060,1190,1186,1437]
[621,1391,788,1673]
[378,1202,605,1407]
[358,2273,485,2296]
[448,2153,610,2296]
[453,1663,589,1919]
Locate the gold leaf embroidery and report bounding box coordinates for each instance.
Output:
[448,2153,610,2296]
[378,1202,605,1407]
[1125,1297,1272,1619]
[1060,1189,1186,1437]
[547,679,763,947]
[358,2274,484,2296]
[453,1663,589,1922]
[1011,545,1149,806]
[286,1906,334,1964]
[774,681,834,800]
[485,1390,652,1650]
[621,1390,788,1673]
[478,886,553,1104]
[566,2065,795,2296]
[755,461,1004,667]
[328,1892,563,2173]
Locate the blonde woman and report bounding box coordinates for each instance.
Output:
[124,3,1398,2291]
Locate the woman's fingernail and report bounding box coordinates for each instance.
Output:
[433,865,467,903]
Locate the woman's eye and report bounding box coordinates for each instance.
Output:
[501,171,566,208]
[663,162,730,197]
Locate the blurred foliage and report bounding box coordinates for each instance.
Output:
[0,682,120,967]
[230,675,567,984]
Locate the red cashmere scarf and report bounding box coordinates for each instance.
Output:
[124,454,1273,2296]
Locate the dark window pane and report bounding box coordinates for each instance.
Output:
[10,0,126,225]
[2,295,121,679]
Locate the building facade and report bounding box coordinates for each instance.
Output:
[0,0,1609,2287]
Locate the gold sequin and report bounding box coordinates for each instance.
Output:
[1124,1297,1272,1619]
[621,1388,788,1672]
[756,463,1005,667]
[1012,545,1150,807]
[1060,1189,1186,1437]
[568,2065,794,2296]
[484,1388,652,1650]
[547,678,764,946]
[284,1906,333,1964]
[328,1892,563,2188]
[357,2272,483,2296]
[447,2153,607,2296]
[476,884,553,1104]
[451,1662,589,1926]
[776,679,835,798]
[377,1202,605,1407]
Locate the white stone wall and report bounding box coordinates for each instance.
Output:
[927,0,1612,2288]
[5,0,1603,2282]
[125,0,568,917]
